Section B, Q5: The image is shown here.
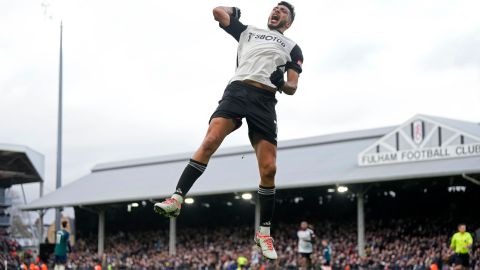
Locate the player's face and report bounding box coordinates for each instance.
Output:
[301,222,308,229]
[458,225,466,232]
[268,5,291,30]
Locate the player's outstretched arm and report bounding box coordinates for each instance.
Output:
[213,6,240,27]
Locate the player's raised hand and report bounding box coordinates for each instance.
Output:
[231,7,241,19]
[270,68,285,91]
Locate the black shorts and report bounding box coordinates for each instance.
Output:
[454,253,470,267]
[300,252,312,259]
[55,255,67,264]
[210,81,278,145]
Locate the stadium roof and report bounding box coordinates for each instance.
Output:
[0,143,44,187]
[22,114,480,210]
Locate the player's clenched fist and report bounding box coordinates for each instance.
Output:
[270,68,285,91]
[231,7,241,19]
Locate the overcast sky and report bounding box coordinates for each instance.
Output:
[1,0,479,220]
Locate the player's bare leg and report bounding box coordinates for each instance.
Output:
[251,134,278,260]
[154,117,236,217]
[191,117,237,164]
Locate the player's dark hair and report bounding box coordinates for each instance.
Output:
[278,1,295,22]
[62,220,68,228]
[458,223,466,227]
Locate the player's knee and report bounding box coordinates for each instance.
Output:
[260,162,276,180]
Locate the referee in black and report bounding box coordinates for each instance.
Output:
[154,2,303,260]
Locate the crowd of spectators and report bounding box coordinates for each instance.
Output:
[50,219,479,270]
[1,229,22,269]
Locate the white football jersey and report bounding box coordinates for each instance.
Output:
[220,16,303,89]
[297,228,315,253]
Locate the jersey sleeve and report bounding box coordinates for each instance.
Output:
[467,233,473,244]
[220,16,247,41]
[450,234,456,248]
[286,44,303,74]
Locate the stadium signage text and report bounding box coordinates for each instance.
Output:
[358,143,480,166]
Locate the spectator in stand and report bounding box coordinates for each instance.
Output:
[200,251,218,270]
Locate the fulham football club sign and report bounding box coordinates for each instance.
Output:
[358,115,480,166]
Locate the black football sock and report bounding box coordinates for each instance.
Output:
[174,159,207,197]
[258,185,276,230]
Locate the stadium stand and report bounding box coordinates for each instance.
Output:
[1,229,23,269]
[37,219,479,270]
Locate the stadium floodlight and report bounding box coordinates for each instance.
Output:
[447,186,466,192]
[185,198,194,204]
[327,188,335,193]
[241,193,253,200]
[294,197,303,204]
[337,186,348,193]
[131,203,139,207]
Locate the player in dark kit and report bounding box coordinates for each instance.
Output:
[154,2,303,260]
[54,221,71,270]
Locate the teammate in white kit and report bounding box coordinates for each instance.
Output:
[154,2,303,260]
[297,221,315,269]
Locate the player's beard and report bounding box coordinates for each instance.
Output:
[268,19,287,32]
